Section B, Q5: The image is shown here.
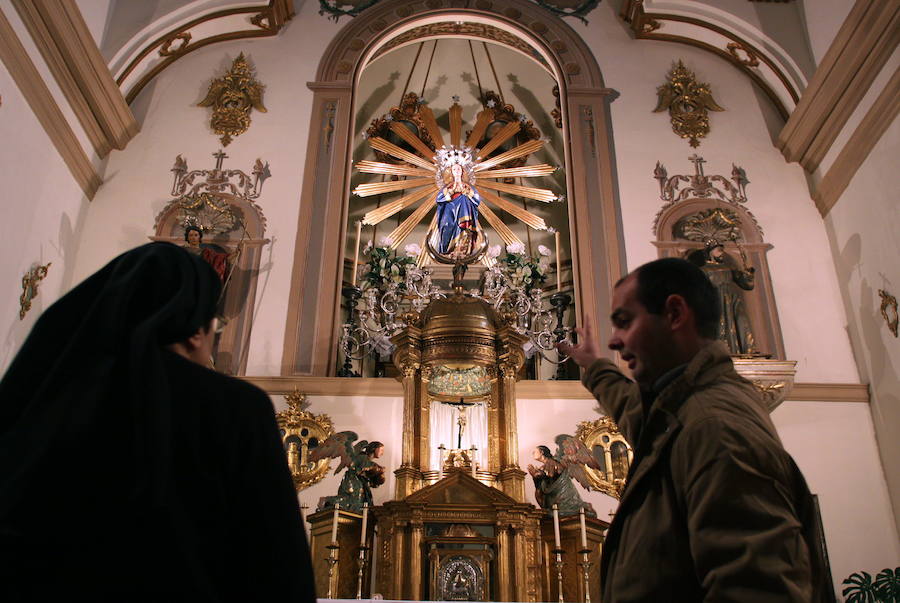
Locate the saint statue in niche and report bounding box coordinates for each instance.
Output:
[182,225,240,283]
[429,146,483,261]
[687,239,757,355]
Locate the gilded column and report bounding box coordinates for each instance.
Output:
[496,518,512,601]
[605,447,614,481]
[487,370,501,473]
[409,512,424,599]
[497,362,526,502]
[394,363,421,499]
[417,365,433,472]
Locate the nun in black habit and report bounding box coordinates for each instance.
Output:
[0,243,315,602]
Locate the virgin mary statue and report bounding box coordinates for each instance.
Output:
[432,147,481,259]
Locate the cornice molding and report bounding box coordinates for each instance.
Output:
[777,0,899,173]
[0,6,101,199]
[814,65,900,217]
[113,0,294,105]
[11,0,138,156]
[619,0,805,121]
[242,376,870,403]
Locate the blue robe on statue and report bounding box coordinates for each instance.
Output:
[435,186,481,255]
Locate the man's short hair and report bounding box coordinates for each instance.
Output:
[621,257,720,339]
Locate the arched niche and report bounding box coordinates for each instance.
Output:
[152,195,269,374]
[281,0,624,376]
[653,198,785,359]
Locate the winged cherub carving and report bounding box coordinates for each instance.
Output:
[197,53,267,146]
[309,431,385,512]
[653,60,724,147]
[528,434,600,516]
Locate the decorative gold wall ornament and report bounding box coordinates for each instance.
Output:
[726,42,760,67]
[159,32,191,57]
[879,289,899,337]
[574,417,632,499]
[19,262,51,320]
[275,389,335,491]
[653,60,724,147]
[198,53,267,146]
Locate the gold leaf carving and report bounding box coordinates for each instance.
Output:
[653,60,724,147]
[197,53,266,146]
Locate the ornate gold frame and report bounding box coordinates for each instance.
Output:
[275,390,334,491]
[19,262,51,320]
[879,289,899,338]
[575,416,632,499]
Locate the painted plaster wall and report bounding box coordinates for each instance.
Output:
[291,393,900,598]
[71,2,860,383]
[581,2,859,383]
[70,0,344,375]
[519,397,900,597]
[798,0,855,66]
[0,60,90,371]
[1,0,103,170]
[824,114,900,544]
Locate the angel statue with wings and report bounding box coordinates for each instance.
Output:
[309,431,386,512]
[527,435,600,516]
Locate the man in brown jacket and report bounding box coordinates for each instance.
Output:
[559,258,831,602]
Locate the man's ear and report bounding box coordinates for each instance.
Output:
[664,294,692,331]
[183,326,207,352]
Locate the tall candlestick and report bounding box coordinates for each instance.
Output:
[555,230,561,291]
[351,221,362,286]
[331,503,340,543]
[579,507,588,549]
[359,502,369,546]
[552,504,561,548]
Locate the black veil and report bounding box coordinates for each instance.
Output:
[0,242,222,511]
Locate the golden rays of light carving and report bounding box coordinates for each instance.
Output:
[353,100,559,264]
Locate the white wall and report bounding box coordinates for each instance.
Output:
[798,0,855,66]
[582,2,859,384]
[824,112,900,544]
[774,400,900,588]
[70,0,344,375]
[0,60,90,372]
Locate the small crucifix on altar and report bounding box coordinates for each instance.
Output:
[445,397,477,449]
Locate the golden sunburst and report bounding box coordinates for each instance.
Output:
[353,100,558,266]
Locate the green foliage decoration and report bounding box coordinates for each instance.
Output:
[843,567,900,602]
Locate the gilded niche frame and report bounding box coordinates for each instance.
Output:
[575,417,632,499]
[275,390,335,491]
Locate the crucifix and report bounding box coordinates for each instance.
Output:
[445,397,476,449]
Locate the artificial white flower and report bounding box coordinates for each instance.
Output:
[363,240,374,254]
[404,243,422,257]
[537,244,552,257]
[378,235,394,247]
[487,245,502,258]
[507,242,526,254]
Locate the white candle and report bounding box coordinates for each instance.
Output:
[351,221,362,286]
[555,230,561,291]
[579,507,588,549]
[552,504,561,548]
[470,446,478,478]
[331,503,340,544]
[360,502,369,546]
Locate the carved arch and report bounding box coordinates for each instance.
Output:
[282,0,625,376]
